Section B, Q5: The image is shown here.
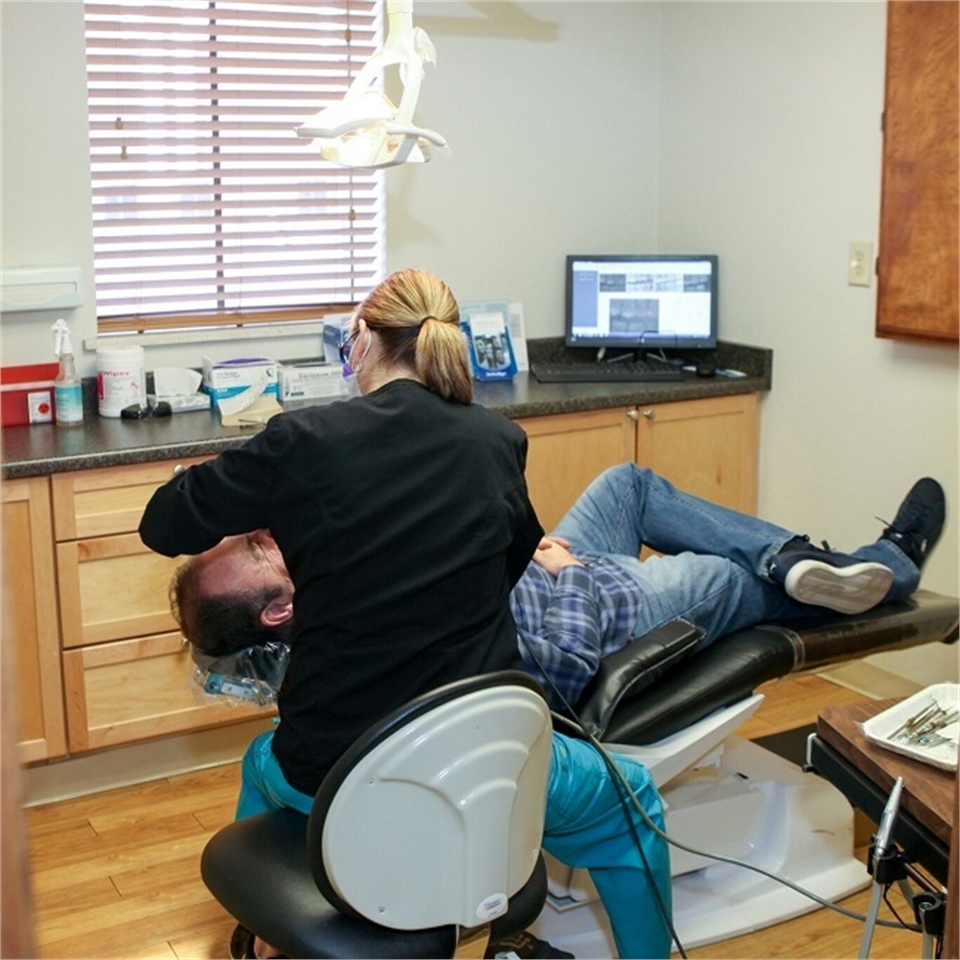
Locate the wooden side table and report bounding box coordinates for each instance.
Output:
[807,698,957,957]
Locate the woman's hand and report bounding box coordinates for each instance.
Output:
[531,536,584,578]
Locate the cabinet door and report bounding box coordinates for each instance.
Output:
[62,631,275,751]
[517,408,635,532]
[876,0,958,343]
[51,456,210,540]
[635,393,759,515]
[1,478,67,762]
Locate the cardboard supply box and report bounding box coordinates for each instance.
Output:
[201,357,279,409]
[0,363,60,425]
[278,362,345,401]
[322,315,353,365]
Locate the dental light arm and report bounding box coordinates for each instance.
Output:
[295,0,448,168]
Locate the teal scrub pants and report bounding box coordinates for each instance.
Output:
[541,732,672,959]
[237,729,673,959]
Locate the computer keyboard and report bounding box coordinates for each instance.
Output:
[531,360,684,384]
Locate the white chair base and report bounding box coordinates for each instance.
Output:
[533,733,867,954]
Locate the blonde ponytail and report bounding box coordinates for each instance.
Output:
[357,269,473,403]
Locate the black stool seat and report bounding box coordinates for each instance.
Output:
[201,811,548,959]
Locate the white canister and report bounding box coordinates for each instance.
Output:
[97,345,146,417]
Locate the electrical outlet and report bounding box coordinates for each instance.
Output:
[848,241,874,287]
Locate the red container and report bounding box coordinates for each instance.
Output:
[0,363,60,426]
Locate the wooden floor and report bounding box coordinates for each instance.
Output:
[25,673,927,960]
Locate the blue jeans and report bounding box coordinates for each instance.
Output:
[551,464,919,645]
[237,728,672,959]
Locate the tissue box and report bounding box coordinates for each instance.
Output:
[201,357,279,409]
[279,362,345,401]
[0,363,59,426]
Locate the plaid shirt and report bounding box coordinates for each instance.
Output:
[510,553,643,710]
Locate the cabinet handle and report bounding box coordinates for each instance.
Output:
[172,464,185,475]
[642,409,656,420]
[627,409,639,421]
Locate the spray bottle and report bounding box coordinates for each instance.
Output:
[52,318,84,428]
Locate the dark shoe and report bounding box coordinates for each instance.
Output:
[229,924,255,960]
[486,929,575,959]
[880,478,946,569]
[768,537,893,615]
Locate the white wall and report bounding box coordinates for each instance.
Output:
[2,1,957,594]
[657,1,958,596]
[1,1,98,365]
[387,1,663,329]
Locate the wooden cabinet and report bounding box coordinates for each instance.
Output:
[1,477,67,762]
[518,392,760,532]
[51,458,276,753]
[518,407,635,532]
[61,630,270,752]
[3,390,760,760]
[876,0,958,344]
[635,393,758,515]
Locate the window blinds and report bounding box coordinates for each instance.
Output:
[84,1,385,333]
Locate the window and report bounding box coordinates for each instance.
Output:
[84,1,385,334]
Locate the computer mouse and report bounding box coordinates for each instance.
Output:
[696,363,716,378]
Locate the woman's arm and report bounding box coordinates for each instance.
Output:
[139,427,284,556]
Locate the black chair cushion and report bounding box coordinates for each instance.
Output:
[575,590,959,745]
[201,810,547,960]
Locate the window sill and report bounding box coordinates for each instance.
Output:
[82,319,332,352]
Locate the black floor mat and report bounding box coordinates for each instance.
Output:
[751,722,817,768]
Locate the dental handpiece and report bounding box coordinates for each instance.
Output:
[873,775,904,865]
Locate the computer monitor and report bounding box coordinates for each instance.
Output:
[565,254,718,353]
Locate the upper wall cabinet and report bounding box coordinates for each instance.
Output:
[876,0,958,344]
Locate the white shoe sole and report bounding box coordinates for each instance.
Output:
[783,560,894,615]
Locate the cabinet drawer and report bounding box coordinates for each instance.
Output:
[57,534,182,647]
[62,631,276,752]
[51,457,210,540]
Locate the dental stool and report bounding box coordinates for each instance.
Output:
[200,671,553,959]
[535,589,959,955]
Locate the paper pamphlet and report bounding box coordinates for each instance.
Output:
[460,300,519,382]
[507,303,529,372]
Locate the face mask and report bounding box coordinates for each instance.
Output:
[342,362,363,398]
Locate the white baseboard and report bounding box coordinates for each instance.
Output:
[22,716,276,807]
[817,639,958,699]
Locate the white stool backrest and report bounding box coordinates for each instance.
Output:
[314,677,552,930]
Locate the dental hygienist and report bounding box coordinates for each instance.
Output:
[139,268,673,959]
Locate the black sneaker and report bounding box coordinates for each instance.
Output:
[486,930,575,959]
[768,537,894,615]
[228,924,288,960]
[229,924,255,960]
[880,478,946,569]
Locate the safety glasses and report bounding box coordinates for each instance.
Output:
[339,330,358,364]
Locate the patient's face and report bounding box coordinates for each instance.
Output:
[195,530,293,603]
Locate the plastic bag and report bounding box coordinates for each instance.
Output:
[191,640,291,708]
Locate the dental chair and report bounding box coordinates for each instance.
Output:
[201,592,957,958]
[200,671,553,959]
[533,589,959,956]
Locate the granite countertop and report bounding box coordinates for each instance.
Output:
[1,341,771,479]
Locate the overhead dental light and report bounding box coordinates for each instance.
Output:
[296,0,448,168]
